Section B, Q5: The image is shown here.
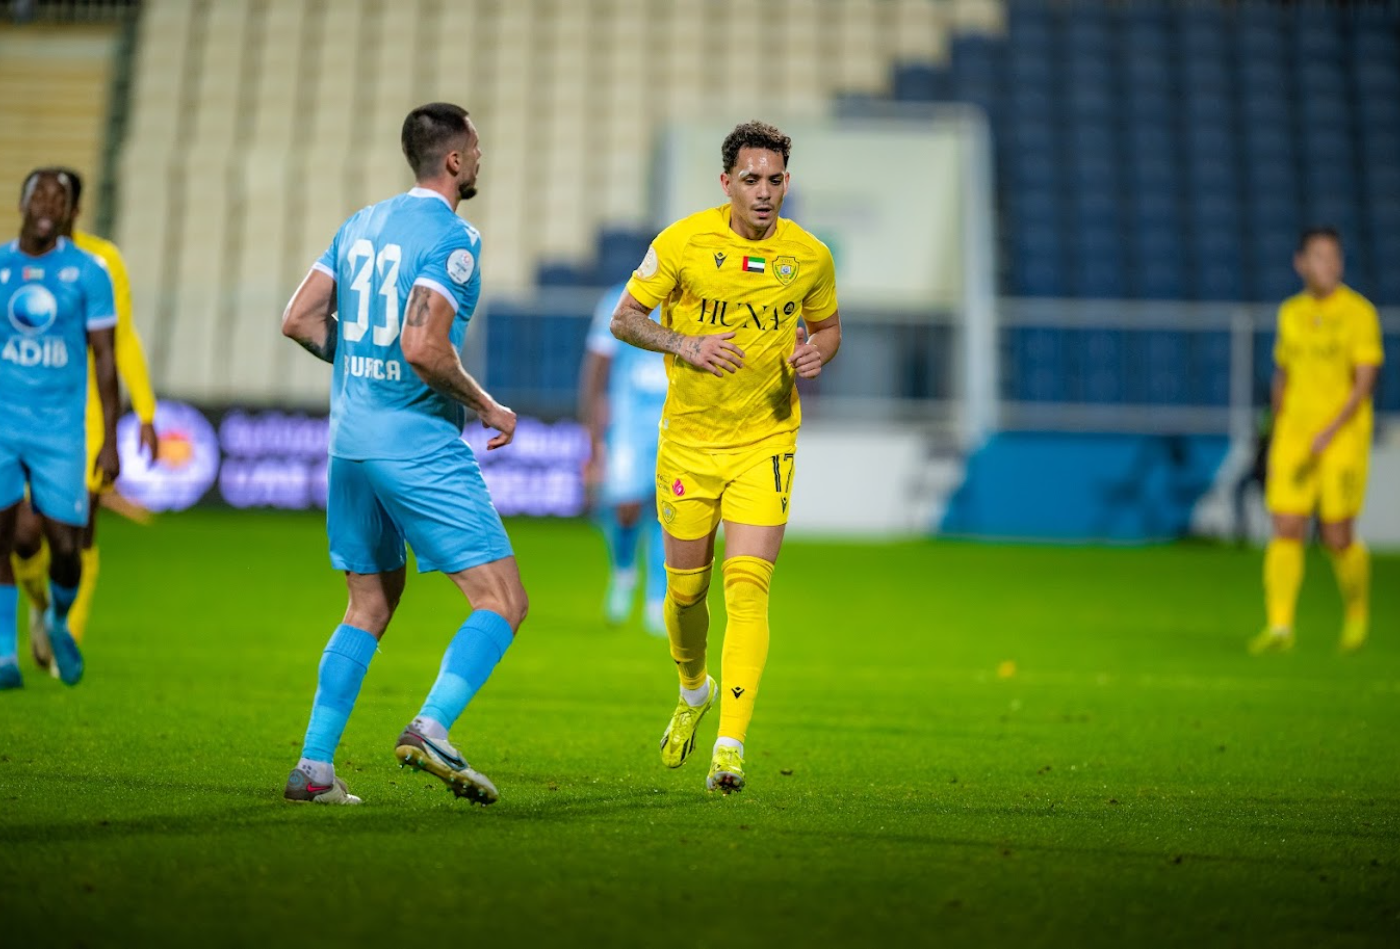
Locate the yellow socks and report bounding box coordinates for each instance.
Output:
[1264,537,1304,631]
[717,555,774,745]
[12,543,50,612]
[67,545,100,643]
[1329,540,1370,623]
[664,563,712,691]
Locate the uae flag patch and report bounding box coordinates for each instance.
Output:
[742,256,766,274]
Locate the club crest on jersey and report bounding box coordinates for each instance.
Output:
[773,256,799,286]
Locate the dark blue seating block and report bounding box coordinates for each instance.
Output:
[1122,54,1173,92]
[1192,230,1244,302]
[1131,330,1190,404]
[1124,120,1175,162]
[595,228,651,285]
[1070,189,1120,235]
[1014,248,1065,297]
[1180,92,1232,128]
[1293,8,1345,60]
[1251,230,1302,302]
[1064,83,1116,121]
[1357,93,1400,129]
[1007,50,1054,88]
[536,262,588,287]
[1069,329,1127,403]
[1178,15,1229,61]
[1360,128,1400,170]
[1192,196,1241,233]
[1073,227,1126,299]
[1376,271,1400,308]
[1246,170,1299,215]
[1132,229,1185,300]
[1195,258,1245,303]
[1009,143,1060,190]
[1194,331,1233,406]
[1238,92,1292,128]
[1010,328,1066,402]
[953,33,1001,78]
[1380,338,1400,406]
[1237,56,1289,92]
[1130,191,1181,234]
[1297,61,1349,97]
[893,63,946,102]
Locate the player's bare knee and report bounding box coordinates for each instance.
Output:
[47,525,82,562]
[616,501,643,528]
[343,593,396,637]
[1321,524,1353,553]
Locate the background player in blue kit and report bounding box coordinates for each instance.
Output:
[578,281,668,635]
[0,168,121,689]
[280,103,527,806]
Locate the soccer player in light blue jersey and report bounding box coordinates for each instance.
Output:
[579,281,668,634]
[0,168,121,689]
[280,103,527,806]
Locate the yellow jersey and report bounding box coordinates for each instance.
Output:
[1273,284,1384,444]
[626,205,838,450]
[74,229,156,434]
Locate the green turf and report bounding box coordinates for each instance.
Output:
[1,510,1397,947]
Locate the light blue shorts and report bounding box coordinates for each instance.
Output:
[602,428,659,506]
[0,429,88,527]
[327,440,513,575]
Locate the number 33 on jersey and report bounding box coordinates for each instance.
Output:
[313,187,481,461]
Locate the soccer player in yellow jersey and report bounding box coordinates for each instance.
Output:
[13,168,158,672]
[610,121,842,792]
[1251,227,1383,655]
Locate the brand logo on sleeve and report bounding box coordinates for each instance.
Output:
[635,245,659,279]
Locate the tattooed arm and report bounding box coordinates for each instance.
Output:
[610,290,744,376]
[281,267,338,363]
[400,284,516,449]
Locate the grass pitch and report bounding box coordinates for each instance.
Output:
[1,510,1397,947]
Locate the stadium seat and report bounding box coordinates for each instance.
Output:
[892,63,945,102]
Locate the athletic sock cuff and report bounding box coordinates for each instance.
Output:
[468,609,515,661]
[326,623,379,668]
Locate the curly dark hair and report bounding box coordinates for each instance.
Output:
[1296,225,1342,254]
[721,120,792,173]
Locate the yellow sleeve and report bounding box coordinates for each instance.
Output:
[1272,304,1292,370]
[802,241,838,321]
[107,242,157,422]
[1352,300,1385,367]
[625,221,687,311]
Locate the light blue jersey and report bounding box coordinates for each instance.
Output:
[0,237,115,446]
[315,187,482,461]
[586,280,668,491]
[315,187,510,577]
[0,237,115,526]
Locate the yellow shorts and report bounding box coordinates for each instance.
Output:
[1265,432,1369,523]
[655,436,797,540]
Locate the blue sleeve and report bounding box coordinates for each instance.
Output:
[315,222,343,277]
[82,255,117,331]
[585,283,626,357]
[414,225,481,314]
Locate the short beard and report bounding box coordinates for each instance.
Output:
[458,181,477,201]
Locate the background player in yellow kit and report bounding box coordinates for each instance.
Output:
[1251,227,1383,655]
[13,167,159,671]
[610,121,842,792]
